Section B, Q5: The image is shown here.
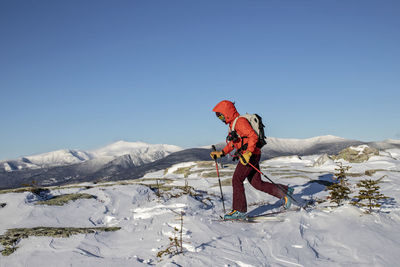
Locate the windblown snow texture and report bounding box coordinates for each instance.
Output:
[1,147,400,266]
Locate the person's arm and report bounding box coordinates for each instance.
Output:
[222,141,234,155]
[235,117,258,153]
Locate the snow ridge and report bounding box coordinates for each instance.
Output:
[266,135,349,154]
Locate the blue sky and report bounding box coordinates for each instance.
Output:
[1,0,399,160]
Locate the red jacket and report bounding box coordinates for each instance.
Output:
[213,100,261,156]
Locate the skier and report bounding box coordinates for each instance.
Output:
[210,100,294,220]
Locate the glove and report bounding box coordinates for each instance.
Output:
[239,151,252,165]
[210,151,224,160]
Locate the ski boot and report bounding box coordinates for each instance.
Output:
[224,210,247,220]
[283,187,294,209]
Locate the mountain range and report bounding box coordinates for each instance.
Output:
[1,141,182,172]
[1,135,399,190]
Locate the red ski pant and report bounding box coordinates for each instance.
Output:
[232,153,288,213]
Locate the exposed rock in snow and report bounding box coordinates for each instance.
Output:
[332,145,379,163]
[313,154,333,167]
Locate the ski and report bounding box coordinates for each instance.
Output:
[212,216,284,223]
[245,208,294,222]
[212,218,260,223]
[246,216,285,222]
[247,206,301,218]
[213,199,315,223]
[212,211,285,223]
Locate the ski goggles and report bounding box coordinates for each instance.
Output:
[216,112,225,122]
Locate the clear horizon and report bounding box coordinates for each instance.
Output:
[1,0,399,160]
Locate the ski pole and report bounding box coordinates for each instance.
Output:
[212,145,226,213]
[239,154,299,206]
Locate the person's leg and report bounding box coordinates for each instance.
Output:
[232,161,253,213]
[247,154,288,199]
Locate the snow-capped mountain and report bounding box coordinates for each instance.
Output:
[1,149,93,172]
[263,135,361,158]
[89,141,182,165]
[367,139,400,150]
[265,135,349,153]
[3,136,400,174]
[211,135,362,159]
[0,141,182,173]
[26,149,93,167]
[1,136,399,190]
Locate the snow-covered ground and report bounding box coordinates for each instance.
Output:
[1,147,400,266]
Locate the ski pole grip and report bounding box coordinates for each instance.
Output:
[239,154,247,164]
[212,145,217,160]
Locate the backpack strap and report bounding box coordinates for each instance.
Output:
[230,116,241,133]
[231,116,247,140]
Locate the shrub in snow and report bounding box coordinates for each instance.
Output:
[352,179,389,214]
[157,211,185,260]
[34,193,96,206]
[0,227,120,256]
[150,179,211,207]
[327,163,352,206]
[328,183,351,206]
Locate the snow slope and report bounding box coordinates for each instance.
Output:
[1,147,399,266]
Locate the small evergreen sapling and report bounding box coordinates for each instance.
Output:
[334,162,351,181]
[157,211,185,259]
[327,163,352,206]
[352,179,389,213]
[328,183,351,206]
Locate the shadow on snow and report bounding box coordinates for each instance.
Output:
[247,174,335,216]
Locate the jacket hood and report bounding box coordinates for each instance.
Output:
[212,100,240,124]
